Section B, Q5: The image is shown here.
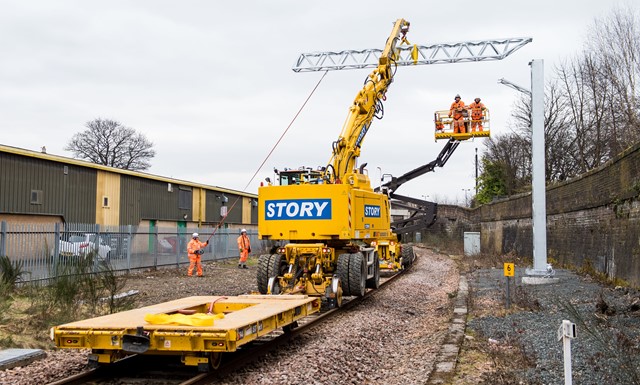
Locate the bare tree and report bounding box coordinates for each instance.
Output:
[511,80,576,181]
[585,5,640,155]
[556,55,612,173]
[65,119,155,171]
[482,4,640,201]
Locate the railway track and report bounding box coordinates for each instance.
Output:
[50,269,405,385]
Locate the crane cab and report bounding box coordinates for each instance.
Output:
[434,109,491,141]
[274,168,325,185]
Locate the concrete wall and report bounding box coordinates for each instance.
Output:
[424,141,640,286]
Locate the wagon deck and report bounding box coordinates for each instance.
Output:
[52,295,320,367]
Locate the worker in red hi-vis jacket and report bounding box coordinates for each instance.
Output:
[237,229,251,269]
[187,232,208,277]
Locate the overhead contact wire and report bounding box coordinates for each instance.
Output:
[206,70,329,242]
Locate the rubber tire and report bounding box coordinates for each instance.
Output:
[257,254,284,294]
[348,253,366,297]
[366,252,380,289]
[401,245,415,268]
[336,254,351,296]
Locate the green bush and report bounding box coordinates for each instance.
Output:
[0,255,24,292]
[27,251,133,328]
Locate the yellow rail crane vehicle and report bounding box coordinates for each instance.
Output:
[257,21,531,307]
[257,19,414,307]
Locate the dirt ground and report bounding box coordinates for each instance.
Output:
[121,258,260,307]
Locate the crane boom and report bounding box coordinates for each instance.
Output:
[326,18,411,182]
[293,37,532,72]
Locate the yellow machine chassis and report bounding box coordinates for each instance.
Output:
[52,295,320,367]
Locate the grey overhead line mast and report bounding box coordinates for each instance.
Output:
[293,37,532,72]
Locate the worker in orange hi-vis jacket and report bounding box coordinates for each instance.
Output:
[448,94,467,134]
[187,232,208,277]
[237,229,251,269]
[469,97,487,132]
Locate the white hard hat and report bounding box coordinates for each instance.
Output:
[192,232,199,238]
[241,228,247,233]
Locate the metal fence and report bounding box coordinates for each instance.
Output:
[0,221,270,283]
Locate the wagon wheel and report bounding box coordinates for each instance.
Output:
[209,352,222,370]
[335,282,343,308]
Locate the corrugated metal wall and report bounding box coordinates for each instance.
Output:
[120,175,185,224]
[119,175,142,225]
[206,190,224,223]
[0,152,96,223]
[66,165,97,223]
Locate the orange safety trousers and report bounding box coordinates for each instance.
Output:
[471,111,483,132]
[239,250,249,263]
[188,254,202,276]
[453,117,465,133]
[471,118,483,132]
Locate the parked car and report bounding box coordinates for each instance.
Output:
[55,233,112,260]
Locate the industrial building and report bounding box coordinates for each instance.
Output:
[0,144,258,231]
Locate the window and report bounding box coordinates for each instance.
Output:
[102,196,109,208]
[30,190,42,205]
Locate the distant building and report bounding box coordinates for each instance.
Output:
[0,144,258,230]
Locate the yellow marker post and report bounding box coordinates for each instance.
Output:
[504,263,514,308]
[504,263,514,277]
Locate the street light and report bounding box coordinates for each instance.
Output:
[462,189,471,207]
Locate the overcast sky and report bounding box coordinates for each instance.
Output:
[0,0,628,204]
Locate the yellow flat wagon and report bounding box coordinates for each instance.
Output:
[51,295,321,369]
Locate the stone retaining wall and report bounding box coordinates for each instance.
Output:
[425,142,640,286]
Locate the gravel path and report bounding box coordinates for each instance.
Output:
[1,247,460,385]
[463,267,640,385]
